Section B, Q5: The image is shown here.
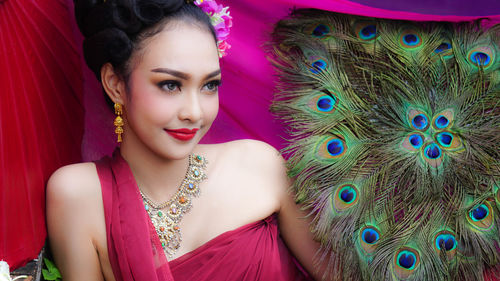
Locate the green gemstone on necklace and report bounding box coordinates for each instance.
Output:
[196,155,202,161]
[194,170,200,176]
[145,205,149,211]
[158,211,163,217]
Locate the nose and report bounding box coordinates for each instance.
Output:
[179,89,202,122]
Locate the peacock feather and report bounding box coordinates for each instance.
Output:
[269,9,500,281]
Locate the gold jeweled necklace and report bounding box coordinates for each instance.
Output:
[139,154,207,259]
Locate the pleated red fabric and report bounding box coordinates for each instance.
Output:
[170,215,313,281]
[95,150,312,281]
[0,0,83,269]
[96,150,175,281]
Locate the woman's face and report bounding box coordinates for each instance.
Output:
[122,21,220,160]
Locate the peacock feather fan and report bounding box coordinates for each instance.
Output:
[269,9,500,281]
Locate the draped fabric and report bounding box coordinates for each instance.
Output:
[1,0,499,272]
[96,150,174,281]
[95,150,311,281]
[0,0,83,269]
[170,215,312,281]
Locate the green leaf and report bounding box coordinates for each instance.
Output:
[42,258,61,280]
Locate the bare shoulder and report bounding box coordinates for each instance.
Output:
[47,162,101,204]
[217,139,286,171]
[46,162,109,280]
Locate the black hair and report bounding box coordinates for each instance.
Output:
[74,0,217,107]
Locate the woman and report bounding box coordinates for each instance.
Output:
[46,0,323,280]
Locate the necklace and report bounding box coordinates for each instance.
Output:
[139,154,207,259]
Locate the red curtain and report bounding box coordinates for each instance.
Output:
[0,0,83,269]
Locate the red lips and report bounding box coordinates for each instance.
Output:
[164,128,199,141]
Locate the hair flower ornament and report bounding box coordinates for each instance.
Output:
[193,0,232,57]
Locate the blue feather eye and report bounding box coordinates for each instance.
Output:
[317,95,335,112]
[412,115,428,130]
[409,134,423,148]
[354,22,378,41]
[400,30,422,49]
[358,226,380,254]
[394,248,420,278]
[307,92,338,114]
[435,42,452,54]
[304,23,332,39]
[308,57,328,74]
[401,132,425,152]
[424,143,441,159]
[435,116,449,129]
[313,24,329,37]
[408,109,429,131]
[436,132,453,147]
[467,202,494,230]
[435,233,456,251]
[431,109,454,130]
[317,136,348,160]
[467,46,494,69]
[327,139,345,157]
[422,143,444,168]
[435,131,462,151]
[332,184,359,212]
[433,230,458,259]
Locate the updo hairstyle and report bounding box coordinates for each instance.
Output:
[74,0,217,107]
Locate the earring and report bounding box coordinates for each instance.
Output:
[114,103,124,143]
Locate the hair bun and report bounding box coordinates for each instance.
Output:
[82,27,133,79]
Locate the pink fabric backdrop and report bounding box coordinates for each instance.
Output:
[82,0,500,161]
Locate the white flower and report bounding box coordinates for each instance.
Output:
[0,261,27,281]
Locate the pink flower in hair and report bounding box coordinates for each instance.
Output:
[194,0,232,57]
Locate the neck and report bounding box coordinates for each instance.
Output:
[119,129,191,203]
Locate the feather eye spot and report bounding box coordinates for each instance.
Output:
[470,52,491,66]
[437,132,453,147]
[467,47,494,68]
[435,116,449,129]
[424,143,441,159]
[398,252,416,269]
[359,25,377,40]
[467,202,494,230]
[339,185,356,203]
[332,184,359,212]
[411,114,428,130]
[400,30,422,49]
[435,42,452,54]
[327,139,345,157]
[435,233,456,251]
[310,59,328,74]
[409,134,423,149]
[470,204,489,221]
[362,228,379,244]
[317,96,335,112]
[394,248,420,278]
[312,24,330,38]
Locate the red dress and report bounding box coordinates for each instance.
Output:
[95,150,313,281]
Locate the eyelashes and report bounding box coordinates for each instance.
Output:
[157,79,222,93]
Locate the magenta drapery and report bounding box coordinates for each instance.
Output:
[1,0,499,271]
[0,0,83,269]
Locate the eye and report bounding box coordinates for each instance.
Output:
[158,80,181,92]
[203,80,221,92]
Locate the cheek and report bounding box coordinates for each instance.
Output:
[203,95,219,123]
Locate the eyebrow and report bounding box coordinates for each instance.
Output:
[151,68,221,80]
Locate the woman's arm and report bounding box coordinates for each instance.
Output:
[46,163,107,281]
[250,140,333,280]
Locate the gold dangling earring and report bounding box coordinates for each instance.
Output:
[114,103,124,143]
